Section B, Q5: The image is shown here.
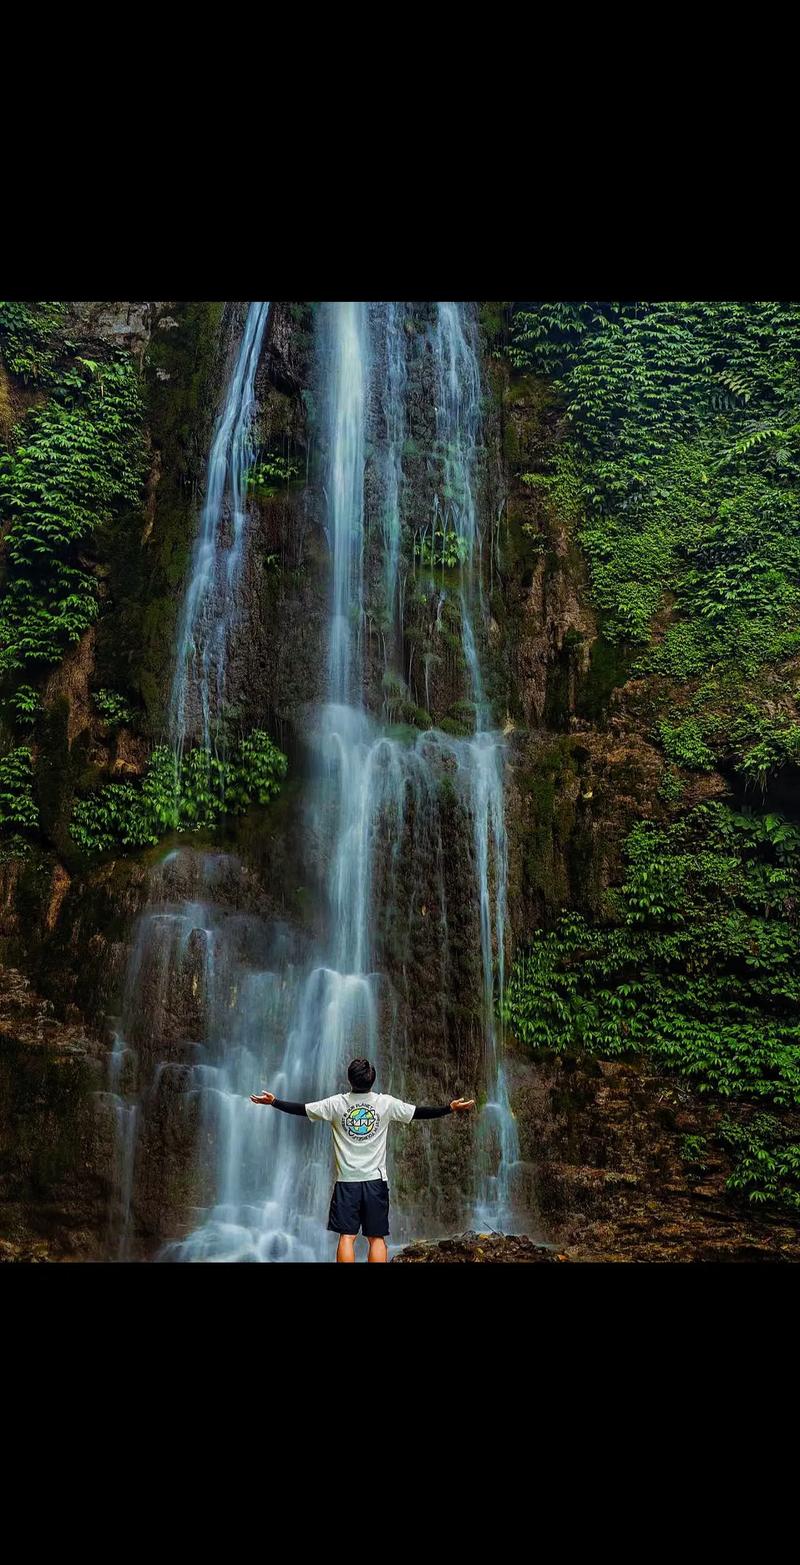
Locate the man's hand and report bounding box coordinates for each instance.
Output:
[450,1098,476,1112]
[250,1092,276,1106]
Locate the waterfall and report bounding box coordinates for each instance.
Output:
[103,304,272,1259]
[105,300,524,1261]
[377,301,407,673]
[170,301,270,755]
[430,300,519,1229]
[325,301,368,706]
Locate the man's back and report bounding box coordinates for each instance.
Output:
[304,1090,415,1183]
[251,1061,474,1260]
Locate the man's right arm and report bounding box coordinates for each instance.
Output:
[249,1093,307,1116]
[251,1092,339,1121]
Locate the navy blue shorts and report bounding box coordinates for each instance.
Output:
[327,1179,390,1237]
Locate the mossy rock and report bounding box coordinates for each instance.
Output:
[577,627,635,724]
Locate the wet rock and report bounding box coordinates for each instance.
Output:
[506,1052,800,1263]
[0,965,110,1260]
[393,1230,567,1263]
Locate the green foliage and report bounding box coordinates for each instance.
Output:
[414,526,469,570]
[520,445,584,526]
[504,802,800,1212]
[679,1134,709,1171]
[729,710,800,793]
[93,689,137,729]
[509,302,800,675]
[0,301,66,383]
[71,729,287,856]
[246,453,300,493]
[0,340,147,676]
[0,747,38,829]
[508,303,595,374]
[658,718,715,771]
[718,1113,800,1212]
[657,766,685,804]
[1,684,41,723]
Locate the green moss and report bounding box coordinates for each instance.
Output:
[504,373,556,413]
[478,301,510,350]
[0,1040,100,1201]
[33,697,78,858]
[438,715,472,738]
[577,627,634,723]
[399,702,432,730]
[517,739,583,914]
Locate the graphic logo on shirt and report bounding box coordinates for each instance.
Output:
[343,1103,380,1142]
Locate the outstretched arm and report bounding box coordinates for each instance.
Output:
[250,1092,307,1117]
[412,1098,476,1119]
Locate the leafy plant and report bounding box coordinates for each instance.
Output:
[679,1134,708,1171]
[0,301,66,383]
[93,689,137,729]
[246,454,300,493]
[0,747,38,829]
[729,712,800,793]
[658,766,685,804]
[508,302,800,675]
[1,685,41,723]
[71,730,287,855]
[658,718,715,772]
[718,1113,800,1212]
[414,526,469,570]
[0,342,146,676]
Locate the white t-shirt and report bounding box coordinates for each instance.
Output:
[304,1091,415,1182]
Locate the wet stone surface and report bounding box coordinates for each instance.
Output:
[392,1230,568,1262]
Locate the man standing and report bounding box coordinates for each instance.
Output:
[250,1056,475,1262]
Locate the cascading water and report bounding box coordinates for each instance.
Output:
[104,299,524,1261]
[430,302,520,1230]
[102,303,274,1258]
[377,301,407,674]
[170,301,270,755]
[163,300,385,1261]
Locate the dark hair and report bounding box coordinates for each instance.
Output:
[348,1058,376,1092]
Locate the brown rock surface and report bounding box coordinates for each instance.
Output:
[393,1231,568,1263]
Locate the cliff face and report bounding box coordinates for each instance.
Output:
[0,300,797,1259]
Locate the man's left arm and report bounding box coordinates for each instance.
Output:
[389,1098,476,1123]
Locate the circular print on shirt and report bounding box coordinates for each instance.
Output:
[343,1104,380,1141]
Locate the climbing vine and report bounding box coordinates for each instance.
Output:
[509,302,800,677]
[0,747,38,830]
[0,329,147,678]
[71,729,287,855]
[93,689,138,729]
[413,525,469,570]
[0,300,66,384]
[246,453,301,494]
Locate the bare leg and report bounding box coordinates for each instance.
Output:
[367,1236,388,1264]
[337,1234,357,1264]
